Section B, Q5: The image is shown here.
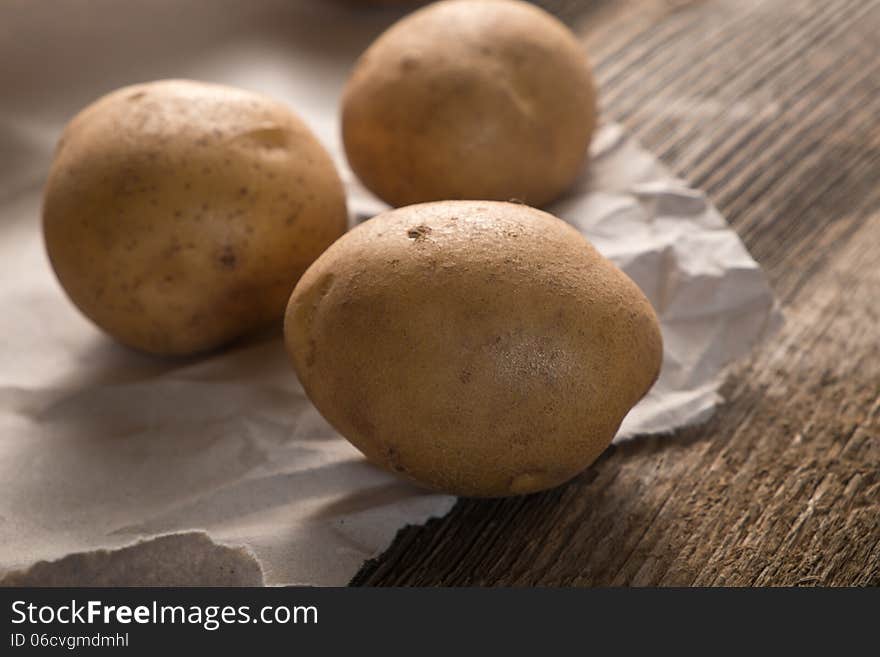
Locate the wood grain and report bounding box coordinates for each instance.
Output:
[352,0,880,586]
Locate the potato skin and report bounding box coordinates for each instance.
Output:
[285,201,661,497]
[342,0,597,208]
[43,79,347,356]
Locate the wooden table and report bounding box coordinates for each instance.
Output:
[353,0,880,586]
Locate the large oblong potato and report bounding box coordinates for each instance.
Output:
[342,0,598,208]
[285,201,662,497]
[43,79,348,356]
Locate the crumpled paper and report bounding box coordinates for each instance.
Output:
[0,0,780,586]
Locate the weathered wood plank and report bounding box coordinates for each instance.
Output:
[352,0,880,586]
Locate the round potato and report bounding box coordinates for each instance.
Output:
[43,79,348,355]
[285,201,662,497]
[341,0,597,208]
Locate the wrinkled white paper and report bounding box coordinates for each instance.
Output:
[0,0,780,585]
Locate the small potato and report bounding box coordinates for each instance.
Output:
[285,201,662,497]
[342,0,597,208]
[43,80,347,355]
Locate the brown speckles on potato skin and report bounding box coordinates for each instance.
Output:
[341,0,597,208]
[43,79,348,356]
[284,201,663,497]
[216,245,239,271]
[406,224,432,240]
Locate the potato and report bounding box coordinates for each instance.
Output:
[43,79,347,355]
[341,0,597,208]
[285,201,662,497]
